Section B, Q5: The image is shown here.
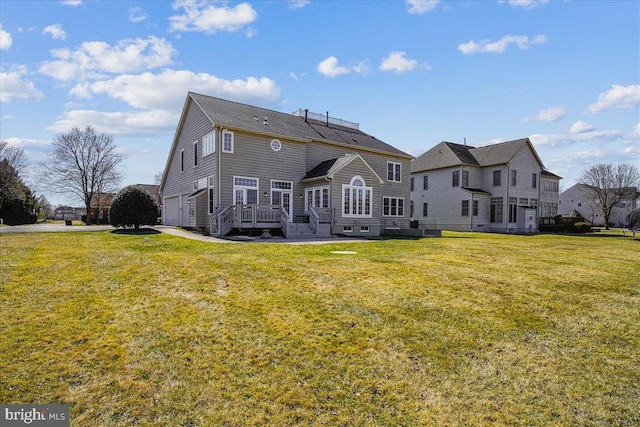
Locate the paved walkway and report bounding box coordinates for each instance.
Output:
[0,224,372,245]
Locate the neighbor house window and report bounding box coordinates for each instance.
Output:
[342,176,372,217]
[423,175,429,190]
[508,197,518,223]
[490,197,503,223]
[383,197,404,217]
[531,173,537,188]
[461,200,469,216]
[511,170,517,186]
[423,202,428,217]
[233,176,258,204]
[493,170,501,186]
[202,131,216,156]
[452,171,459,187]
[222,130,234,153]
[387,162,401,182]
[193,141,198,167]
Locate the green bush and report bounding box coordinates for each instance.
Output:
[109,185,158,230]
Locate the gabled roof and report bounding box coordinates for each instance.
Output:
[541,170,562,179]
[411,138,546,173]
[301,154,383,184]
[189,92,411,158]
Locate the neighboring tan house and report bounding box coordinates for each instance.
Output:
[410,138,561,233]
[89,192,115,224]
[159,93,412,238]
[558,183,640,227]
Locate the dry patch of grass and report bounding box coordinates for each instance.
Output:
[1,231,638,426]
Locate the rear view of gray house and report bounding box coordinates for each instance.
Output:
[159,93,412,238]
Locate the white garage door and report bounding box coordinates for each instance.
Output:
[163,196,179,226]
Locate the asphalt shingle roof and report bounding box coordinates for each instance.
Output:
[189,92,411,158]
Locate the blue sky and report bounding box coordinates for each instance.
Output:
[1,0,639,206]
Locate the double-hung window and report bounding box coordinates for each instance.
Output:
[452,171,460,187]
[531,173,537,188]
[461,200,469,216]
[493,170,501,186]
[202,131,216,156]
[222,130,234,153]
[383,197,404,217]
[342,176,372,217]
[387,162,401,182]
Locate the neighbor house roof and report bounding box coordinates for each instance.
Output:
[411,138,546,173]
[189,92,411,158]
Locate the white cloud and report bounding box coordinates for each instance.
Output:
[521,106,565,122]
[380,51,419,73]
[43,24,66,40]
[288,0,310,9]
[39,36,176,81]
[0,71,44,102]
[0,25,12,50]
[169,0,257,35]
[570,120,594,134]
[630,123,640,140]
[458,34,546,54]
[317,56,351,77]
[57,69,280,136]
[74,70,280,110]
[587,84,640,113]
[406,0,440,14]
[502,0,549,10]
[129,7,148,23]
[61,0,82,6]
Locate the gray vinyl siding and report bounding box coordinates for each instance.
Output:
[307,141,411,229]
[219,131,307,217]
[162,101,216,199]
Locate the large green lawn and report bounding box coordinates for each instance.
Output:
[1,231,638,426]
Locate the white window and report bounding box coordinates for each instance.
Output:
[342,176,372,218]
[343,226,353,233]
[233,176,258,204]
[271,139,281,152]
[202,131,216,156]
[271,180,293,219]
[306,185,329,210]
[387,162,401,182]
[222,130,234,153]
[360,226,370,233]
[383,197,404,216]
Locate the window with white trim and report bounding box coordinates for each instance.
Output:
[342,176,372,217]
[360,226,370,233]
[222,130,234,153]
[387,162,401,182]
[270,139,281,152]
[203,131,216,156]
[193,140,198,167]
[208,176,215,214]
[343,226,353,232]
[383,197,404,216]
[233,176,258,204]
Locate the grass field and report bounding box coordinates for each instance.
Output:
[1,230,638,426]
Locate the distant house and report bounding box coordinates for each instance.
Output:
[558,183,640,227]
[159,93,412,238]
[54,206,86,221]
[89,192,115,224]
[410,138,561,233]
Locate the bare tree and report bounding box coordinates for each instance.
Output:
[0,141,28,176]
[41,126,125,225]
[579,163,640,229]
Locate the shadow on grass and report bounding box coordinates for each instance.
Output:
[111,228,161,235]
